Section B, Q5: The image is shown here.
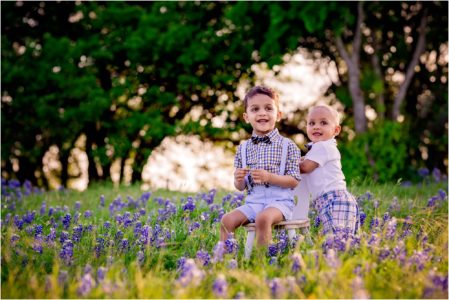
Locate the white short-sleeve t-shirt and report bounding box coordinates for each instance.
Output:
[302,138,347,200]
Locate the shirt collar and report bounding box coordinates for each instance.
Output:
[251,128,281,141]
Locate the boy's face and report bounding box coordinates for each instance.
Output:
[306,107,341,143]
[243,93,281,136]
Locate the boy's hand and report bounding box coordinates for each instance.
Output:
[234,168,248,184]
[251,169,270,184]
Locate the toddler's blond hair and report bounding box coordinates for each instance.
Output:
[309,105,341,124]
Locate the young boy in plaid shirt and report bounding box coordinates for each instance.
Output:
[220,86,301,247]
[300,105,358,235]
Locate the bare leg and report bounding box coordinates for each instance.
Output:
[220,210,249,241]
[255,207,284,246]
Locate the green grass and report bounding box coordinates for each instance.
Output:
[1,180,447,298]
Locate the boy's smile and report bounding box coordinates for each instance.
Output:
[243,94,281,136]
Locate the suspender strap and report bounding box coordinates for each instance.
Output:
[279,137,289,175]
[241,141,250,188]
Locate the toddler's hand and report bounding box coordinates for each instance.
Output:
[234,168,248,184]
[251,169,270,184]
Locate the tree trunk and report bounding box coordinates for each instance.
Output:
[370,30,386,120]
[392,9,428,120]
[335,2,367,133]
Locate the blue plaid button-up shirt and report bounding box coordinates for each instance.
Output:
[234,128,301,187]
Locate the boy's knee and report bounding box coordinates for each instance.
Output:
[220,213,233,229]
[255,214,271,228]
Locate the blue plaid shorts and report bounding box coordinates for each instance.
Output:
[314,190,359,235]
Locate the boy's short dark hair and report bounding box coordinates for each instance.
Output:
[243,85,280,111]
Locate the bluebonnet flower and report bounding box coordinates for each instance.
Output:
[385,217,397,240]
[77,273,95,296]
[58,270,68,285]
[324,248,341,268]
[224,234,239,255]
[84,210,92,218]
[139,208,146,216]
[378,247,391,261]
[140,191,151,205]
[418,167,430,177]
[48,207,54,216]
[291,253,305,273]
[25,225,34,236]
[212,274,228,298]
[134,221,142,237]
[22,211,36,224]
[177,258,204,287]
[409,250,428,271]
[212,241,225,263]
[115,230,123,241]
[139,225,150,245]
[389,197,400,211]
[59,231,69,244]
[103,221,111,230]
[221,194,231,206]
[188,222,201,234]
[177,256,186,270]
[427,196,438,207]
[401,216,413,238]
[359,211,366,227]
[84,264,93,275]
[97,266,107,282]
[370,217,380,231]
[137,250,145,266]
[438,189,447,200]
[100,195,105,207]
[34,224,43,237]
[314,216,321,228]
[60,239,74,264]
[268,244,278,257]
[227,259,238,269]
[196,250,210,266]
[33,235,43,254]
[75,201,81,211]
[73,225,83,243]
[352,276,370,299]
[120,238,129,252]
[40,202,46,216]
[62,213,71,230]
[10,234,19,246]
[200,212,210,222]
[182,198,196,212]
[13,215,24,230]
[269,256,277,265]
[95,238,105,257]
[432,168,442,182]
[268,278,285,298]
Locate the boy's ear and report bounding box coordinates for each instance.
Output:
[243,112,250,123]
[334,125,341,136]
[276,111,282,122]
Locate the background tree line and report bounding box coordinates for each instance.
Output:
[1,1,447,188]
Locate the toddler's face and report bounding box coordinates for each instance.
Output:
[243,94,281,136]
[306,107,341,143]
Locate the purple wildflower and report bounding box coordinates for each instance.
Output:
[359,211,366,226]
[224,234,239,255]
[418,167,430,177]
[227,259,238,269]
[137,250,145,266]
[196,250,211,266]
[182,198,196,212]
[100,195,105,207]
[34,224,43,237]
[268,243,278,257]
[62,213,71,230]
[40,202,46,216]
[103,221,111,230]
[75,201,81,211]
[188,222,201,234]
[59,231,69,244]
[10,234,19,246]
[212,274,228,298]
[269,278,285,298]
[438,189,447,200]
[48,207,54,216]
[77,273,95,296]
[378,247,391,261]
[120,238,129,252]
[314,216,321,228]
[97,266,107,282]
[212,241,225,263]
[291,253,305,273]
[58,270,68,285]
[83,210,92,218]
[177,258,204,287]
[385,217,397,240]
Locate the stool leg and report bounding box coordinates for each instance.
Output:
[287,228,297,246]
[301,227,313,245]
[245,230,255,259]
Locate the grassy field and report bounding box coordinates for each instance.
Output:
[1,178,447,298]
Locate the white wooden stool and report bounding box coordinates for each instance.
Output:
[243,182,311,259]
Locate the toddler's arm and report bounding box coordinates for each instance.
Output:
[299,158,319,174]
[251,169,298,188]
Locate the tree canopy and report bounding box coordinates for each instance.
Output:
[1,1,447,188]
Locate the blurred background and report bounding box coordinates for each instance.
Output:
[1,1,448,192]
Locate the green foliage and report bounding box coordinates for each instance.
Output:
[340,121,409,183]
[1,181,447,298]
